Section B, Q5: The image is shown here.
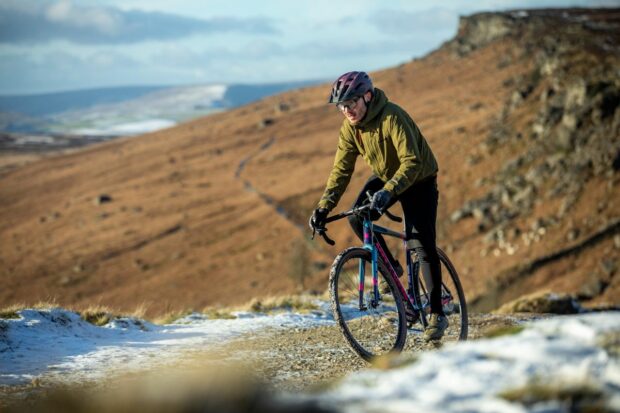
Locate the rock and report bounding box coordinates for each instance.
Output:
[450,209,469,222]
[613,150,620,172]
[453,13,515,55]
[312,261,329,271]
[599,259,617,278]
[554,124,575,151]
[564,79,587,110]
[133,259,149,271]
[475,177,489,187]
[578,278,604,299]
[503,78,516,88]
[524,164,547,186]
[601,89,620,119]
[258,118,274,129]
[494,291,581,314]
[566,228,580,241]
[275,102,290,113]
[94,194,112,205]
[467,153,483,165]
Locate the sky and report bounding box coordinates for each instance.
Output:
[0,0,618,95]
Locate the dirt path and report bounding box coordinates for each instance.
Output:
[220,312,540,391]
[0,311,542,411]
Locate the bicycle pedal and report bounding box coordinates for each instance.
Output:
[406,309,420,324]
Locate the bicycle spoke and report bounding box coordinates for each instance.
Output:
[409,249,468,341]
[330,248,406,360]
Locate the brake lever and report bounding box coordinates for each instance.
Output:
[384,209,403,223]
[311,226,335,245]
[320,231,336,245]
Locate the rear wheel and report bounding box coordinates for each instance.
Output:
[410,248,468,341]
[330,247,407,361]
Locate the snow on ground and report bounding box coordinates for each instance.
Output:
[0,306,332,386]
[73,118,177,136]
[2,306,619,412]
[312,312,620,413]
[50,85,227,136]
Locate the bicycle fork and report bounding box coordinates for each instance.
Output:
[358,218,379,310]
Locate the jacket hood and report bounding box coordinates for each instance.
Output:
[356,88,388,128]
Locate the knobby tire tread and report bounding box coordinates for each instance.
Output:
[329,247,407,361]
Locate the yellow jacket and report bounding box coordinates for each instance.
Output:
[318,88,438,210]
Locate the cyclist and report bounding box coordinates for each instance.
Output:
[309,71,448,341]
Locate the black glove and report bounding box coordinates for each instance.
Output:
[370,189,392,213]
[309,208,329,231]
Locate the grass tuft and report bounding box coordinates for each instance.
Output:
[79,307,114,326]
[370,353,418,371]
[0,304,22,320]
[202,308,237,320]
[153,309,194,325]
[483,324,526,338]
[31,299,61,310]
[500,380,607,411]
[0,301,60,319]
[244,295,319,313]
[597,331,620,357]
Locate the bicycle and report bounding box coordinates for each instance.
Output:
[313,196,468,361]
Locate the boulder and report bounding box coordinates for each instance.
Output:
[494,291,582,314]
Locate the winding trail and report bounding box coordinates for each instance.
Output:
[235,135,305,231]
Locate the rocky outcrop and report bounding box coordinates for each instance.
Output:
[493,291,581,314]
[449,11,525,56]
[450,9,620,258]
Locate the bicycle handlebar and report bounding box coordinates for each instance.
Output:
[313,202,402,245]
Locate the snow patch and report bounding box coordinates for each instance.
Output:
[74,119,176,136]
[2,306,619,412]
[312,312,620,412]
[0,306,333,386]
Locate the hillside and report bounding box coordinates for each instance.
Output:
[0,8,618,317]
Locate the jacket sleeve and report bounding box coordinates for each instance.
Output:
[318,129,359,210]
[382,114,425,195]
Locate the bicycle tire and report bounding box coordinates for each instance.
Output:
[410,248,468,341]
[329,247,407,361]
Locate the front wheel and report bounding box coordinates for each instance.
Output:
[329,247,407,361]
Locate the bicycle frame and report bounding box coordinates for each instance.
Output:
[320,202,468,350]
[360,212,429,327]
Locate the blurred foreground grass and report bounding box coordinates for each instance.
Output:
[1,352,333,413]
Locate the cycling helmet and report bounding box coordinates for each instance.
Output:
[328,71,373,104]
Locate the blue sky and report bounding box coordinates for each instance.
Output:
[0,0,617,95]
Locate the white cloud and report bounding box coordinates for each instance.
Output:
[45,0,121,35]
[0,0,278,45]
[1,0,615,94]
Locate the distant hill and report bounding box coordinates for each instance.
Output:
[0,80,320,135]
[0,86,168,117]
[217,82,321,107]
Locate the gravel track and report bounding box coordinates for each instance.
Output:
[223,313,540,391]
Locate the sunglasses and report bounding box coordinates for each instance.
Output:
[337,96,361,111]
